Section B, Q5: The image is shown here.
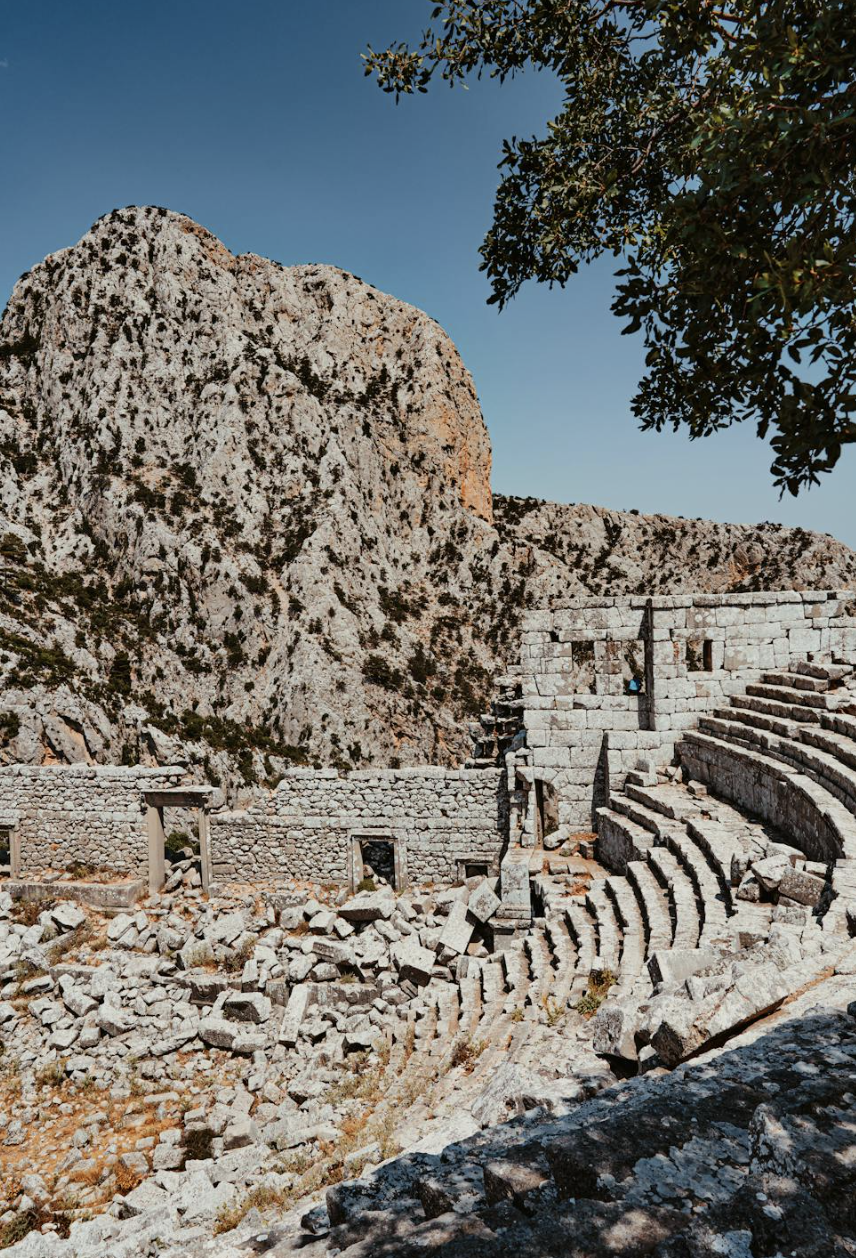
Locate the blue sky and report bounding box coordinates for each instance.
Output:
[2,1,854,545]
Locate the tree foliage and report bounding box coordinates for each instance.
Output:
[364,1,856,494]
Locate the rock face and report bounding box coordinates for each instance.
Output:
[2,206,856,794]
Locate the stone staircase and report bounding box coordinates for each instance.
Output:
[467,658,856,1071]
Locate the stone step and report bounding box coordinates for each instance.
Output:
[702,714,856,820]
[603,876,646,987]
[713,704,799,740]
[746,682,832,711]
[679,730,856,864]
[683,816,744,907]
[646,846,701,949]
[802,724,856,776]
[595,807,658,874]
[564,902,597,977]
[584,882,622,974]
[501,947,529,1013]
[481,959,506,1005]
[821,709,856,743]
[625,860,673,953]
[542,911,578,1007]
[623,782,680,821]
[730,692,821,724]
[658,825,731,934]
[608,792,668,839]
[794,659,853,683]
[525,924,555,1002]
[761,670,829,693]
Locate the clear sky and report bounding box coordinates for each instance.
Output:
[2,2,854,545]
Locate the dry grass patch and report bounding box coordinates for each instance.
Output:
[575,969,616,1018]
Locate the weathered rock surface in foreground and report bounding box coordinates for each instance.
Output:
[2,207,856,794]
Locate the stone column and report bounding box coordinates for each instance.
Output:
[198,809,212,894]
[146,804,165,893]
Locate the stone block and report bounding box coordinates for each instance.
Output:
[438,900,474,956]
[777,869,825,908]
[647,948,723,989]
[467,880,500,924]
[312,938,354,967]
[483,1159,548,1209]
[391,937,434,986]
[278,983,311,1047]
[222,991,272,1024]
[338,890,395,922]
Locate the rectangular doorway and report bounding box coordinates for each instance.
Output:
[349,831,405,892]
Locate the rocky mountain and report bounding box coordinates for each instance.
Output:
[2,206,855,797]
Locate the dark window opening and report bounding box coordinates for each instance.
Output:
[0,828,10,878]
[360,839,395,889]
[703,639,714,671]
[465,862,489,880]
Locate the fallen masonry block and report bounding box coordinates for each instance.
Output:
[338,890,395,922]
[8,880,145,911]
[483,1158,548,1209]
[198,1016,240,1050]
[222,991,272,1023]
[416,1177,456,1220]
[58,977,98,1018]
[592,999,643,1062]
[96,1005,135,1036]
[50,903,87,932]
[649,963,793,1066]
[438,900,475,956]
[279,983,311,1047]
[343,1029,379,1053]
[500,851,532,917]
[270,1116,339,1151]
[179,938,214,970]
[751,855,793,893]
[467,879,501,924]
[312,938,354,967]
[309,909,337,933]
[777,868,826,907]
[308,981,378,1009]
[107,912,134,943]
[647,947,723,990]
[391,937,434,986]
[187,973,240,1005]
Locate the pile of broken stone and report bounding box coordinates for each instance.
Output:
[0,872,531,1254]
[593,829,853,1071]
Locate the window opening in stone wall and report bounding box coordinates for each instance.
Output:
[703,639,714,671]
[360,839,395,890]
[686,637,707,672]
[0,827,10,878]
[570,640,597,694]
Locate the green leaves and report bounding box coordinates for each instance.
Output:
[365,0,856,494]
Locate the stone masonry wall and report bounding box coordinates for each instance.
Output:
[210,768,507,886]
[0,764,186,875]
[519,590,856,830]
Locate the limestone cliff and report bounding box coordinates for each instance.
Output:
[1,207,855,796]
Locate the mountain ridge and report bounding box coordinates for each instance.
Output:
[2,206,854,800]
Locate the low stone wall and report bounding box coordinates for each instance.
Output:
[210,768,508,886]
[519,590,856,830]
[0,764,186,875]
